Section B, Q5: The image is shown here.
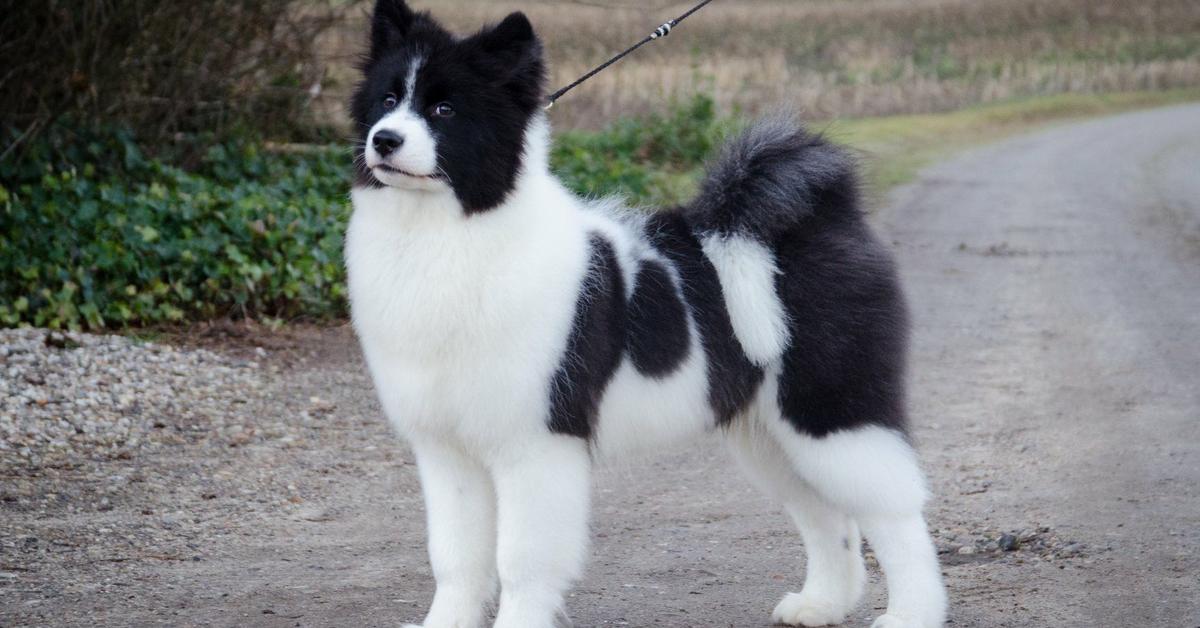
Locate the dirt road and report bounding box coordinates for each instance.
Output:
[877,102,1200,626]
[3,104,1199,627]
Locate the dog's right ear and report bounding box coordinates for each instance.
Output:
[369,0,416,60]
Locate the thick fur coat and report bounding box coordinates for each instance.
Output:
[345,2,947,627]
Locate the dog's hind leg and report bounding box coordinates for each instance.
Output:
[726,418,866,626]
[856,512,945,628]
[763,421,947,628]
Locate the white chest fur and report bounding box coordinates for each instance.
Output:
[345,180,588,445]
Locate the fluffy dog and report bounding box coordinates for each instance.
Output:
[345,2,947,626]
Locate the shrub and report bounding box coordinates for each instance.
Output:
[0,127,350,329]
[551,94,731,206]
[0,0,355,159]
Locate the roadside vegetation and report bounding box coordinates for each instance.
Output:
[3,0,1199,330]
[0,129,349,329]
[6,89,1197,331]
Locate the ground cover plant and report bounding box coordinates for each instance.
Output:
[1,100,720,330]
[0,128,350,330]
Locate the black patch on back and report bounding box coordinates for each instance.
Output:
[772,212,910,438]
[626,260,689,377]
[682,113,910,438]
[644,213,763,424]
[548,235,626,439]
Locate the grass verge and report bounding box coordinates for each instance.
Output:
[831,88,1200,199]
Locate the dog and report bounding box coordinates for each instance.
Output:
[345,2,947,627]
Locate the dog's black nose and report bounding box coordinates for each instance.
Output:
[372,130,404,157]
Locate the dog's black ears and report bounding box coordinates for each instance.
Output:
[369,0,416,60]
[477,12,537,58]
[469,12,545,94]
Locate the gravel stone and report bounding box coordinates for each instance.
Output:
[1,328,264,464]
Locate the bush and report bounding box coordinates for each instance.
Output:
[0,0,354,158]
[552,94,732,206]
[0,95,726,330]
[0,127,350,329]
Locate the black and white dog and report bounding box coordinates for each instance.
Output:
[346,2,946,627]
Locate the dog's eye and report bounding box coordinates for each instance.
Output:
[431,102,455,118]
[382,93,398,109]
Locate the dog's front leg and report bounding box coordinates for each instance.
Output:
[408,438,498,628]
[491,435,591,628]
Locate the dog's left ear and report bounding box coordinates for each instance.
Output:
[478,12,537,56]
[470,12,545,95]
[369,0,417,61]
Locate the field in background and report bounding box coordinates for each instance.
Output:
[317,0,1200,129]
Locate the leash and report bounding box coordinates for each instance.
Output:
[544,0,717,110]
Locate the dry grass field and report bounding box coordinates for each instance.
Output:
[315,0,1200,129]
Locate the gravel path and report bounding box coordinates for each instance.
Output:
[1,329,267,464]
[877,102,1200,626]
[3,104,1199,627]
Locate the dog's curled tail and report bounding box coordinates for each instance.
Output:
[685,115,860,241]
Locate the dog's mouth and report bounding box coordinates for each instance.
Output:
[373,163,445,182]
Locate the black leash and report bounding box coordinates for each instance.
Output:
[544,0,717,110]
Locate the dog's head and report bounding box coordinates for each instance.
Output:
[351,0,546,213]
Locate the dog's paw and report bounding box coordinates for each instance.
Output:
[771,592,848,626]
[870,614,933,628]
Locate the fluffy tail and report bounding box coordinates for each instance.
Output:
[685,116,860,240]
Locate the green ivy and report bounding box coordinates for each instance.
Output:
[1,127,351,329]
[552,94,731,206]
[1,95,727,330]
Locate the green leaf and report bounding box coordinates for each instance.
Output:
[135,225,160,243]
